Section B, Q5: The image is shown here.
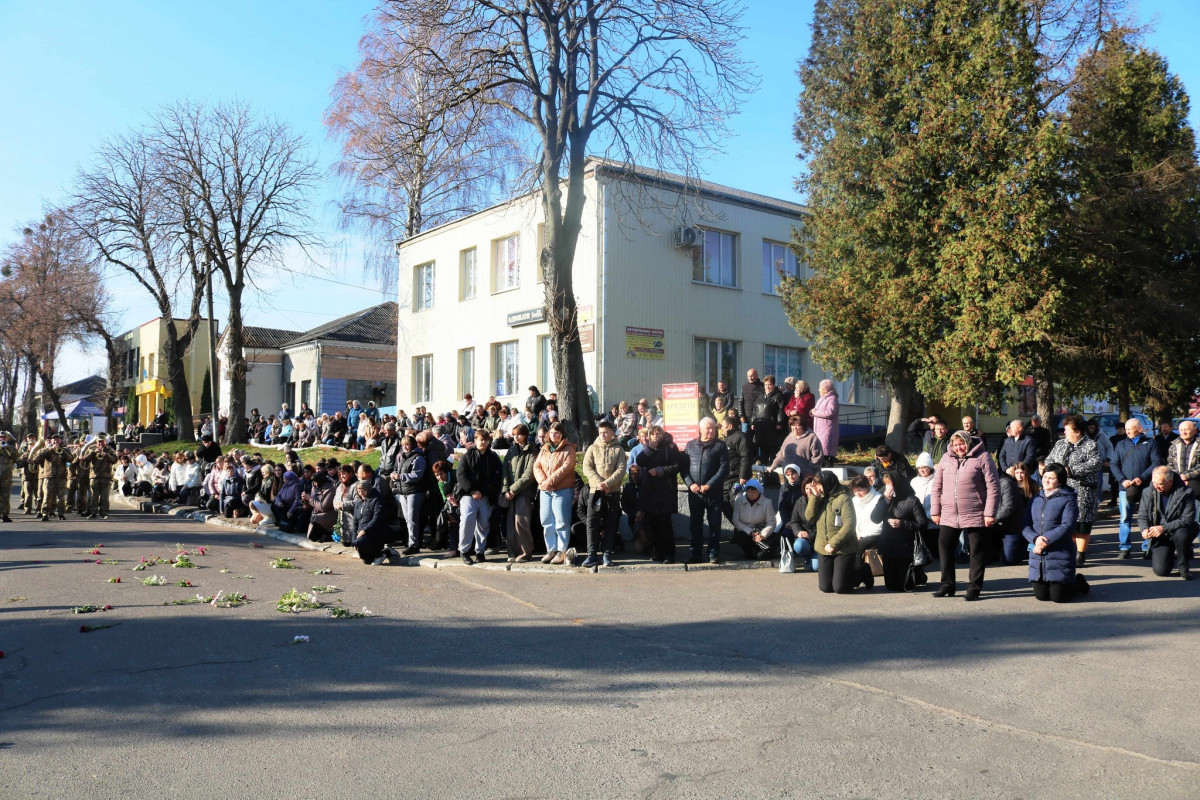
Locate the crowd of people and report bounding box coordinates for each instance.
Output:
[14,372,1195,607]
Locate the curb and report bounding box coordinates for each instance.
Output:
[108,492,781,575]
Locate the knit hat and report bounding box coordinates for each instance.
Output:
[915,452,935,469]
[783,463,803,477]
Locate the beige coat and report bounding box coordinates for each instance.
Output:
[583,438,627,493]
[534,443,577,491]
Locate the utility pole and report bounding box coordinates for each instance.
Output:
[205,259,219,434]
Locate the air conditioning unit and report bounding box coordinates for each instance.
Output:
[674,226,702,248]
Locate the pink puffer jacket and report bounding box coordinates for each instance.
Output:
[930,437,999,528]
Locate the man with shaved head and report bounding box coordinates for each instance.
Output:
[1112,418,1161,558]
[1137,466,1197,580]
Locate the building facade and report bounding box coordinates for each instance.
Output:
[395,160,889,435]
[218,303,398,420]
[116,317,217,425]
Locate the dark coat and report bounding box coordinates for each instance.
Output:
[1113,434,1162,485]
[353,487,388,537]
[1023,486,1078,585]
[878,487,929,559]
[396,448,427,496]
[739,379,765,422]
[869,453,914,492]
[995,473,1028,537]
[377,434,403,475]
[1137,474,1198,538]
[634,441,680,515]
[306,477,337,534]
[680,437,730,489]
[998,436,1038,474]
[272,472,301,521]
[722,430,752,484]
[219,473,245,513]
[455,446,503,504]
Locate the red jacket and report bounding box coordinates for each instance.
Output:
[785,391,816,432]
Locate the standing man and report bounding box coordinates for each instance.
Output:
[681,418,730,564]
[376,422,402,479]
[1027,415,1053,460]
[0,431,18,522]
[907,414,941,454]
[581,420,627,567]
[711,380,735,419]
[739,368,765,441]
[1167,420,1200,520]
[34,434,68,522]
[18,434,40,514]
[997,419,1038,475]
[720,416,752,522]
[1112,418,1161,558]
[455,430,503,564]
[961,415,981,443]
[87,433,119,519]
[1154,421,1179,463]
[73,441,91,516]
[923,419,953,465]
[759,376,788,464]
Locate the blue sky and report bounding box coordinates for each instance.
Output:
[2,0,1197,382]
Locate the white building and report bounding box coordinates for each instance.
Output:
[395,160,889,436]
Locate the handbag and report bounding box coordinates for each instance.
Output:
[779,542,796,573]
[903,564,927,592]
[865,548,884,577]
[912,536,933,568]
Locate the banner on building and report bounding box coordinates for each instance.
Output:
[662,382,700,445]
[625,326,664,360]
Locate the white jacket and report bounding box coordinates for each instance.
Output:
[853,489,886,546]
[732,493,776,535]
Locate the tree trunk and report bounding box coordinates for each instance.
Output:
[221,282,248,444]
[542,153,597,448]
[161,322,196,442]
[21,356,39,439]
[0,358,18,433]
[39,367,68,438]
[884,375,915,453]
[1036,372,1055,423]
[1116,377,1131,422]
[101,336,121,436]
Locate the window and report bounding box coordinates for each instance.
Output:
[492,234,520,292]
[538,335,557,396]
[300,380,311,408]
[285,382,296,410]
[834,372,857,405]
[762,240,798,294]
[459,248,477,301]
[693,338,739,395]
[414,261,434,311]
[693,229,737,287]
[493,341,519,397]
[764,345,804,382]
[458,348,474,399]
[413,356,432,403]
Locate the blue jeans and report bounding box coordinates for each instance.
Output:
[540,488,573,552]
[687,490,723,559]
[1118,490,1147,552]
[792,535,818,571]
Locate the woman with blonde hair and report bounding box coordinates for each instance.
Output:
[812,380,840,463]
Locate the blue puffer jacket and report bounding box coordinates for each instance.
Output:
[1022,486,1078,585]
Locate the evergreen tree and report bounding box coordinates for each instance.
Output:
[784,0,1067,448]
[1058,33,1200,419]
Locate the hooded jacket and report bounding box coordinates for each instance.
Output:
[1022,485,1079,585]
[930,433,999,529]
[805,471,857,555]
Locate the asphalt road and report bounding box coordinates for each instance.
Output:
[2,505,1198,799]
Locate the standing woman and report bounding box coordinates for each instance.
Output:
[805,470,858,593]
[533,421,577,565]
[1000,462,1038,565]
[812,380,840,465]
[1023,464,1089,602]
[501,423,538,562]
[930,430,999,600]
[395,435,427,555]
[785,380,816,433]
[1046,414,1101,567]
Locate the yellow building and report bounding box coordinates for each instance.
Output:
[118,317,218,425]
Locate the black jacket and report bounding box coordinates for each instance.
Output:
[1137,474,1199,537]
[998,436,1038,475]
[740,380,765,422]
[994,473,1027,537]
[878,491,929,558]
[353,487,388,536]
[634,441,680,515]
[869,454,915,492]
[455,447,503,503]
[723,430,752,484]
[680,437,730,489]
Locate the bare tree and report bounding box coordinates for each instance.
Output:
[326,9,519,290]
[154,101,319,443]
[0,211,106,434]
[66,128,209,441]
[378,0,755,443]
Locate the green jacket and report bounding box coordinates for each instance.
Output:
[806,483,858,555]
[0,441,17,473]
[503,441,539,497]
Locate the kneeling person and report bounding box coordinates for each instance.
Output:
[1138,465,1198,581]
[731,479,777,560]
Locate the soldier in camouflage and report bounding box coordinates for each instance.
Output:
[86,433,118,519]
[0,431,17,522]
[34,434,68,521]
[72,442,91,516]
[18,434,40,514]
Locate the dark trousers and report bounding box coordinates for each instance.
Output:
[222,498,248,518]
[355,526,389,563]
[817,553,857,593]
[881,554,910,591]
[1001,533,1027,565]
[939,525,986,591]
[586,493,621,554]
[731,529,779,559]
[687,491,723,559]
[1150,529,1197,576]
[1032,580,1078,603]
[643,512,675,562]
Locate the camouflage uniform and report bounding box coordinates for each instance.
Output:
[87,442,118,518]
[0,436,17,520]
[66,456,79,512]
[18,439,40,514]
[73,448,91,515]
[34,443,68,519]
